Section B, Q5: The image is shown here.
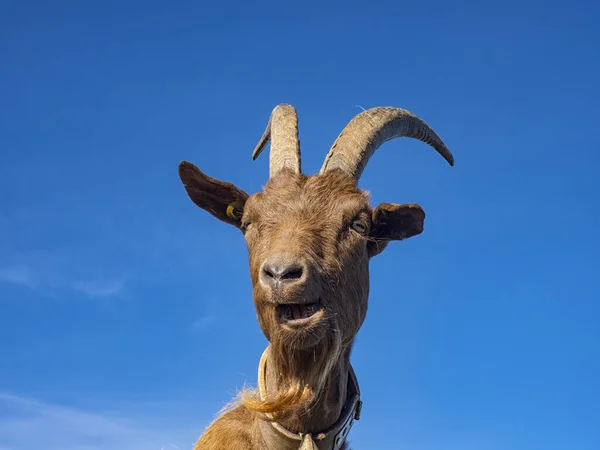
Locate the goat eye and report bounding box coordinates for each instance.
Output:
[242,221,253,231]
[351,220,367,234]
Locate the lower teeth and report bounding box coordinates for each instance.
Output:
[281,304,317,320]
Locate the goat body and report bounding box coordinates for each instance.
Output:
[178,104,454,450]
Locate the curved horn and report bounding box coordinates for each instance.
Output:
[320,107,454,180]
[252,104,301,177]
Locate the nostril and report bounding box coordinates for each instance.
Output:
[281,267,303,280]
[261,258,306,285]
[263,267,276,280]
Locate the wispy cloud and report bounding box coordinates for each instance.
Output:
[72,277,127,298]
[0,261,127,300]
[192,315,217,330]
[0,392,201,450]
[0,265,37,288]
[0,203,232,302]
[0,391,503,450]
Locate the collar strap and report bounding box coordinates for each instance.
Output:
[257,347,362,450]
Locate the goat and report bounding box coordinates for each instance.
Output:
[178,104,454,450]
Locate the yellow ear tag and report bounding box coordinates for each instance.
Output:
[226,204,237,219]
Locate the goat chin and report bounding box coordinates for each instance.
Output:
[274,312,327,350]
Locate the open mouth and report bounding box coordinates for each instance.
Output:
[276,302,321,324]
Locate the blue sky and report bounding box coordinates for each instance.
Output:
[1,0,599,448]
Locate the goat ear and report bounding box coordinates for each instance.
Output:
[368,203,425,257]
[178,161,249,229]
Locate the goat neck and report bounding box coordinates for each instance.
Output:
[256,345,362,450]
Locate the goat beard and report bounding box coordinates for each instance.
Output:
[241,318,343,422]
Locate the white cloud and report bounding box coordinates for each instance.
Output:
[192,315,217,330]
[72,277,127,297]
[0,391,506,450]
[0,392,201,450]
[0,265,37,288]
[0,262,127,299]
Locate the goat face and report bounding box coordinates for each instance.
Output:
[244,169,373,350]
[179,105,453,352]
[179,164,427,350]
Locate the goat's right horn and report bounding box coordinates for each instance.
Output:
[319,107,454,180]
[252,104,301,177]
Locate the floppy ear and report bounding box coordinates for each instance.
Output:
[367,203,425,257]
[178,161,249,229]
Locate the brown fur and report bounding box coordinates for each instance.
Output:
[179,164,429,449]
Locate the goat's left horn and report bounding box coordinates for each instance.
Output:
[319,107,454,180]
[252,104,301,177]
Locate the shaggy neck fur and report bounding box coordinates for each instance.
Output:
[264,348,348,432]
[251,333,362,449]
